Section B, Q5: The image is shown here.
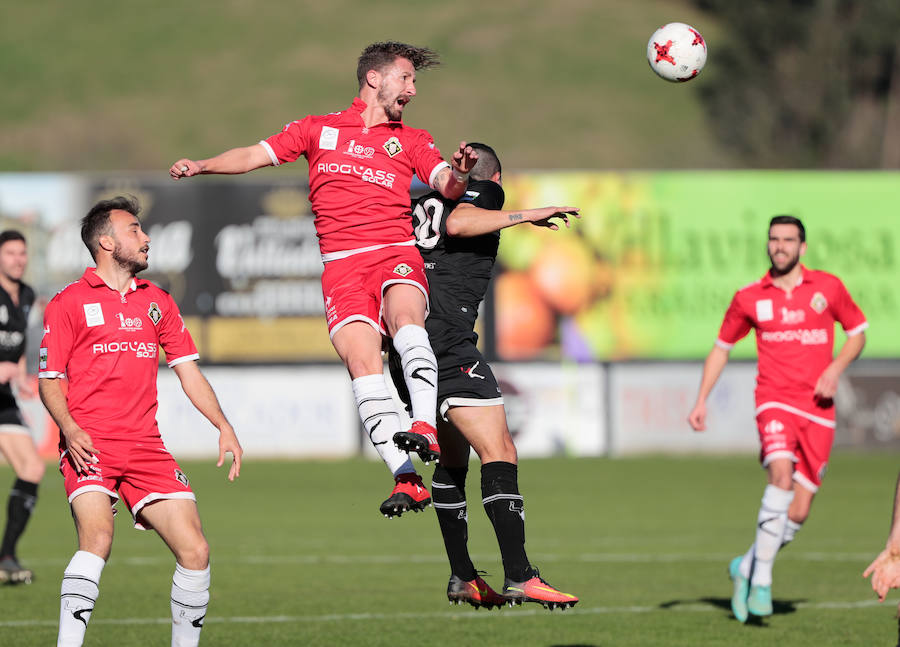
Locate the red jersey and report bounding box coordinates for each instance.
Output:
[39,268,199,443]
[260,98,449,260]
[716,266,867,421]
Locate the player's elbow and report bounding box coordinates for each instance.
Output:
[445,215,465,237]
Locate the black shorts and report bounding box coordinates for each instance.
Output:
[0,387,26,431]
[389,317,503,419]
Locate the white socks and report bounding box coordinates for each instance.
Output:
[739,485,795,587]
[391,324,437,428]
[353,374,414,476]
[171,563,210,647]
[58,550,105,647]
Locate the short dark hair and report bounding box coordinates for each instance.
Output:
[356,41,439,88]
[0,230,25,249]
[769,214,805,242]
[467,143,502,182]
[81,195,141,260]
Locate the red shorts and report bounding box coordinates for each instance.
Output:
[59,437,195,530]
[321,244,429,337]
[756,405,835,492]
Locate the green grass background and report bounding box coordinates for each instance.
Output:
[1,452,897,646]
[0,0,732,172]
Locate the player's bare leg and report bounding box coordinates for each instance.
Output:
[332,321,425,516]
[58,492,114,647]
[0,432,44,584]
[443,405,577,610]
[384,284,440,463]
[141,499,210,647]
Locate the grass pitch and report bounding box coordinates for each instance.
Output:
[0,451,897,646]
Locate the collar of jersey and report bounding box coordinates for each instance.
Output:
[81,267,147,293]
[761,264,811,288]
[349,97,403,127]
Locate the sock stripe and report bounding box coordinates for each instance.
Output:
[171,599,209,610]
[431,481,457,489]
[63,575,99,586]
[433,501,467,510]
[61,593,97,604]
[482,493,523,505]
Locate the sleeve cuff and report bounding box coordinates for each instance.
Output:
[845,321,868,337]
[259,140,280,166]
[714,339,735,350]
[428,161,450,189]
[168,353,200,368]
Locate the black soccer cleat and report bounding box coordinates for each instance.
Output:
[393,421,440,464]
[0,556,33,585]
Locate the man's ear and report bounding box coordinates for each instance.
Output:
[366,69,380,90]
[98,233,115,254]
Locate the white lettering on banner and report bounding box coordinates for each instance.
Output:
[215,217,322,281]
[760,328,828,345]
[0,330,24,349]
[92,341,158,358]
[215,280,325,316]
[316,162,396,188]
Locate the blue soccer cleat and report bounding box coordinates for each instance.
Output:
[747,584,773,617]
[728,556,749,623]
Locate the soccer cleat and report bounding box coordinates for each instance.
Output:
[0,556,33,585]
[502,568,578,610]
[728,556,749,623]
[379,472,432,518]
[393,421,441,464]
[747,584,773,617]
[447,573,505,610]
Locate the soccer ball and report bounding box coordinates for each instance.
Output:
[647,22,707,82]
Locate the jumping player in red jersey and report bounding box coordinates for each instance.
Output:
[688,215,867,623]
[169,42,478,517]
[39,196,242,647]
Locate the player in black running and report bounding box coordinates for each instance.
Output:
[0,230,41,584]
[390,143,580,609]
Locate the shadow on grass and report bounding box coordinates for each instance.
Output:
[657,596,806,625]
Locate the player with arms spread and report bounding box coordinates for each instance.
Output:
[39,197,242,647]
[688,215,867,622]
[390,143,580,609]
[0,230,42,584]
[170,42,478,516]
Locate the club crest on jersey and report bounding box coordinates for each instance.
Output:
[174,469,189,487]
[148,302,162,325]
[393,263,413,277]
[810,291,827,314]
[383,137,403,158]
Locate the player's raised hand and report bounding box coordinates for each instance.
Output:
[687,403,707,431]
[528,207,581,230]
[169,159,201,180]
[216,424,243,481]
[451,141,478,174]
[62,424,99,474]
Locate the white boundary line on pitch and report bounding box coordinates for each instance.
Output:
[13,551,878,567]
[0,599,889,629]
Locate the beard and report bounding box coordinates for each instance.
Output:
[113,245,148,274]
[377,86,405,121]
[768,251,799,276]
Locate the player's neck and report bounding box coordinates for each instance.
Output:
[769,264,802,293]
[94,261,136,295]
[0,274,19,304]
[357,92,390,128]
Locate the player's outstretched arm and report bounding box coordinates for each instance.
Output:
[687,345,730,432]
[433,141,479,200]
[170,144,273,180]
[815,331,865,399]
[446,204,581,238]
[864,473,900,604]
[172,361,242,481]
[38,377,98,473]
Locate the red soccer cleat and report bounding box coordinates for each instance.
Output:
[447,573,505,610]
[379,472,431,518]
[392,421,441,464]
[502,569,579,610]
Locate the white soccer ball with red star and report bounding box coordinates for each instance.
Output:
[647,22,707,82]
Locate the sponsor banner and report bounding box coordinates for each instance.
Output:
[496,171,900,360]
[377,361,606,459]
[609,362,759,456]
[835,363,900,449]
[156,366,358,458]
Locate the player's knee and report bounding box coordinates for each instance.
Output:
[178,537,210,570]
[19,457,45,483]
[80,529,114,559]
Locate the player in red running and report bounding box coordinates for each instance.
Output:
[389,144,580,610]
[688,215,867,623]
[170,42,477,517]
[39,196,242,647]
